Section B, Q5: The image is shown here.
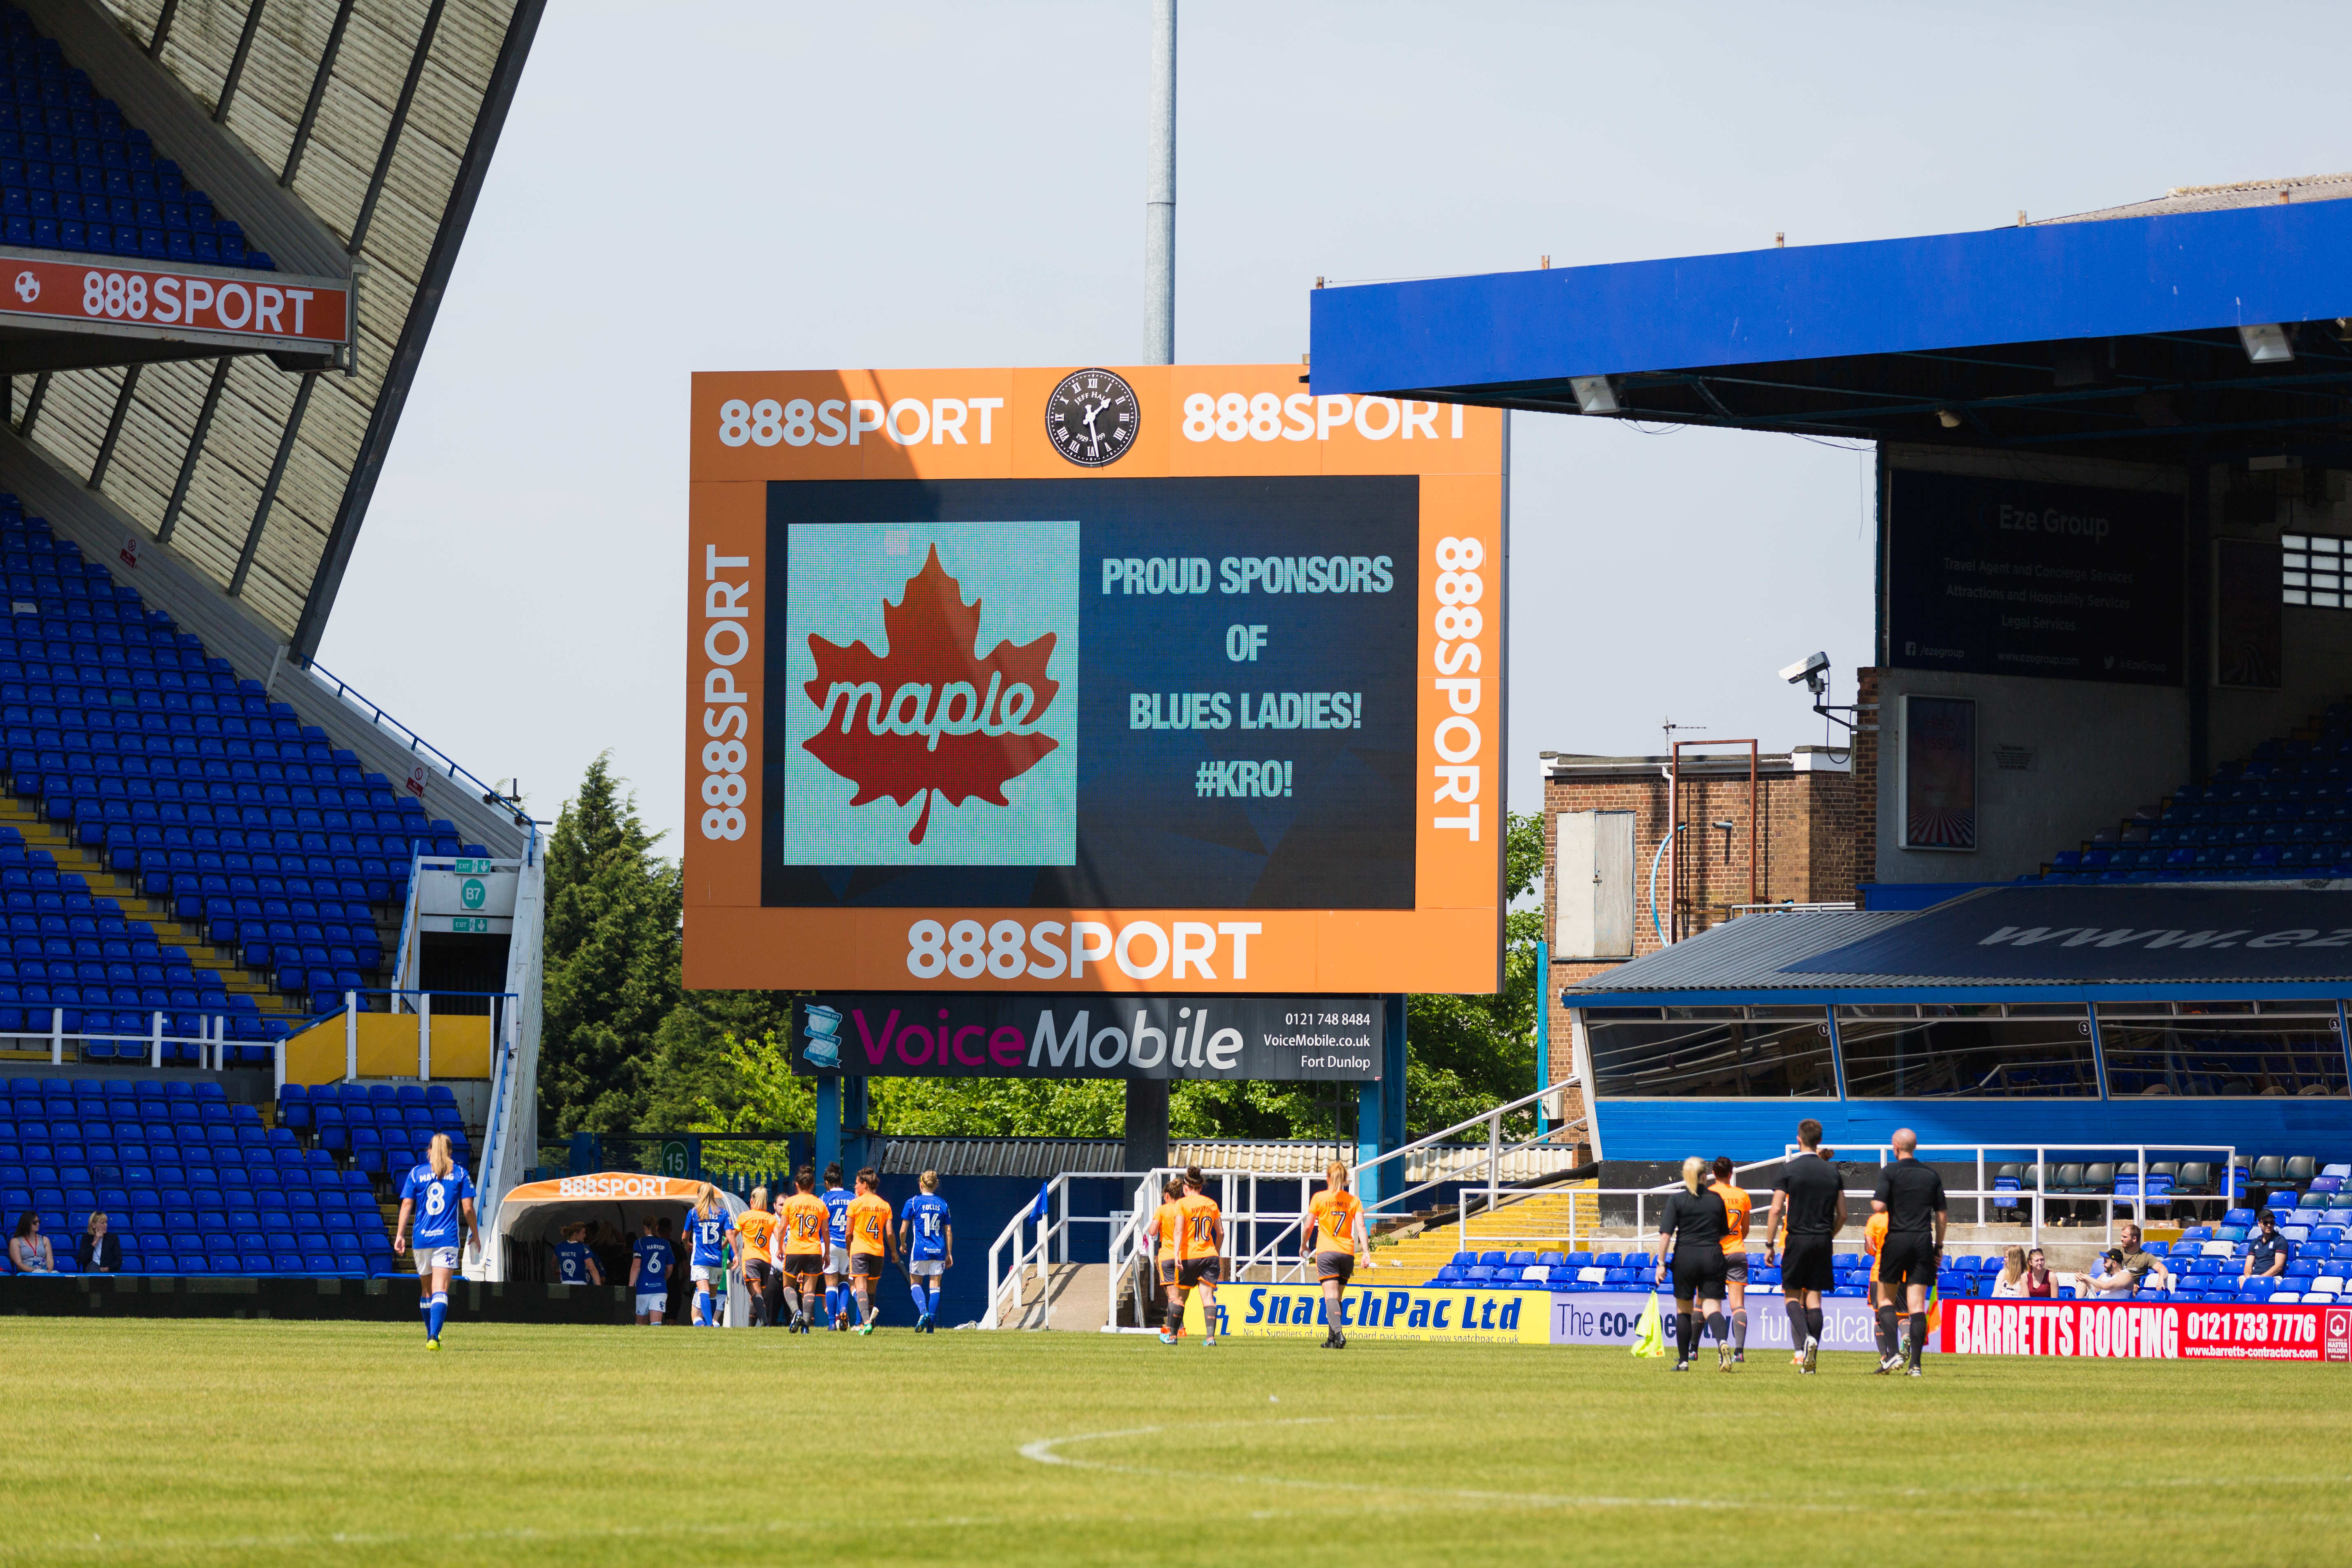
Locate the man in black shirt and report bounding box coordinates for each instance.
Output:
[1871,1128,1947,1377]
[1764,1117,1845,1374]
[2242,1211,2290,1282]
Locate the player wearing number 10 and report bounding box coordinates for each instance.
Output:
[392,1133,477,1351]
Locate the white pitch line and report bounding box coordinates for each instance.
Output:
[1019,1417,1742,1511]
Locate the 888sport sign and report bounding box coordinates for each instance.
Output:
[684,366,1505,997]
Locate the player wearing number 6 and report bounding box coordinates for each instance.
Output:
[392,1133,477,1351]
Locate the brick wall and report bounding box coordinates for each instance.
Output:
[1537,745,1865,1147]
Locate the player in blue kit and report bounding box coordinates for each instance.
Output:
[628,1216,674,1325]
[392,1133,477,1350]
[820,1162,854,1331]
[683,1183,735,1327]
[553,1223,603,1286]
[898,1169,954,1333]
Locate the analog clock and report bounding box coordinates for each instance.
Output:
[1045,368,1138,468]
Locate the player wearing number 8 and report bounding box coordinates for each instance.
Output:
[392,1133,478,1351]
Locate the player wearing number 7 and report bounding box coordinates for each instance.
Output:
[392,1133,477,1351]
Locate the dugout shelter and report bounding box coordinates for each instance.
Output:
[1308,175,2352,1164]
[490,1172,751,1324]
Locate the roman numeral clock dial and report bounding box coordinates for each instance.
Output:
[1047,368,1138,468]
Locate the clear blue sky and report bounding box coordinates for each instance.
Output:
[315,0,2352,843]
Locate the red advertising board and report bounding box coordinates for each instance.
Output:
[0,251,348,347]
[1940,1297,2352,1363]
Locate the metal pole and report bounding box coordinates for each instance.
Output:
[345,992,358,1081]
[419,992,432,1082]
[149,1011,161,1070]
[1535,939,1550,1135]
[1143,0,1175,364]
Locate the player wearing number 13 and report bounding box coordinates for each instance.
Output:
[392,1133,477,1351]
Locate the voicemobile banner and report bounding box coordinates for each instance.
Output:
[788,994,1381,1080]
[685,368,1506,996]
[1939,1297,2352,1362]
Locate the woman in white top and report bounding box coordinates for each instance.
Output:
[9,1211,55,1274]
[1989,1245,2029,1298]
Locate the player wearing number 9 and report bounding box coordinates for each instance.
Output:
[392,1133,478,1352]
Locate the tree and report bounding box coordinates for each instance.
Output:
[1401,809,1544,1139]
[538,753,681,1134]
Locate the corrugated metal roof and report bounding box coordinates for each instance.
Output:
[874,1137,1127,1179]
[8,0,537,652]
[1566,910,1918,994]
[2042,173,2352,226]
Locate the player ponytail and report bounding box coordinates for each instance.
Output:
[1680,1156,1703,1195]
[427,1132,453,1179]
[695,1182,721,1218]
[1325,1159,1349,1189]
[919,1169,938,1194]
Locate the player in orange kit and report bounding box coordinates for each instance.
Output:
[1161,1166,1224,1347]
[1147,1175,1183,1335]
[845,1167,896,1336]
[1863,1208,1895,1371]
[1304,1160,1371,1350]
[1709,1157,1753,1364]
[778,1166,831,1334]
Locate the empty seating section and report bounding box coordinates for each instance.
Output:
[0,1075,471,1276]
[2038,696,2352,883]
[0,495,469,1046]
[0,8,274,267]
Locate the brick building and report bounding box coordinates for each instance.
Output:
[1537,736,1864,1124]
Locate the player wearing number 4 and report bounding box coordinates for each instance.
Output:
[393,1133,477,1350]
[899,1170,953,1332]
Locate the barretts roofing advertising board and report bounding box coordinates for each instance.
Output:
[685,367,1504,995]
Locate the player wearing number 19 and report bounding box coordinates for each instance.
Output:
[392,1133,477,1350]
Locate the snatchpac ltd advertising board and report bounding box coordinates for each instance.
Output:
[686,367,1504,994]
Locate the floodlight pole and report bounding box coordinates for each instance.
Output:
[1143,0,1175,364]
[1125,0,1178,1176]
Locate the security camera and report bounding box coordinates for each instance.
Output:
[1780,651,1829,690]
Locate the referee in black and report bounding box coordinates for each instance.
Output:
[1763,1117,1845,1374]
[1872,1127,1947,1378]
[1652,1156,1734,1371]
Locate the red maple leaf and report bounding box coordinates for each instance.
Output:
[802,544,1061,844]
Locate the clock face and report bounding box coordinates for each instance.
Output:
[1045,368,1138,468]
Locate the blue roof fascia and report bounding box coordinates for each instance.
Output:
[1564,982,2352,1009]
[1312,199,2352,395]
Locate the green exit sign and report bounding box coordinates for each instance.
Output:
[452,857,495,873]
[448,916,491,933]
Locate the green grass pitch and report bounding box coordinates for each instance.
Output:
[5,1319,2348,1566]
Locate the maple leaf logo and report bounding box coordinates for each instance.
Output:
[802,544,1061,845]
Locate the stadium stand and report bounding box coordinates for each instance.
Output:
[0,6,275,268]
[0,1074,474,1276]
[2036,697,2352,882]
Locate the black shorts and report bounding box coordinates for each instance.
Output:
[851,1254,886,1281]
[1178,1257,1221,1287]
[742,1260,775,1286]
[1878,1234,1936,1292]
[1157,1257,1178,1285]
[1671,1246,1727,1302]
[1314,1250,1354,1285]
[1721,1254,1748,1283]
[783,1253,824,1280]
[1780,1234,1835,1293]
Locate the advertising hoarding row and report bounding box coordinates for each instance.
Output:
[686,367,1506,996]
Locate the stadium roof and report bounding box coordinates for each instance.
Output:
[1307,175,2352,467]
[1,0,540,659]
[1565,885,2352,1004]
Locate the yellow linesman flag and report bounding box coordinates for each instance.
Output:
[1927,1278,1942,1336]
[1631,1291,1667,1358]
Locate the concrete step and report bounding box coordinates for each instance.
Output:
[993,1262,1114,1330]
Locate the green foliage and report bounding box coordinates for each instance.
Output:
[538,753,680,1135]
[680,1029,813,1177]
[1401,810,1544,1139]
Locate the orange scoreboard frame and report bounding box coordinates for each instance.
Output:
[685,366,1504,995]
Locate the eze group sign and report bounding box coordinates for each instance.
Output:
[686,368,1506,995]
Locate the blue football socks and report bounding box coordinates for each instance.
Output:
[425,1290,447,1342]
[909,1283,929,1319]
[925,1285,940,1318]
